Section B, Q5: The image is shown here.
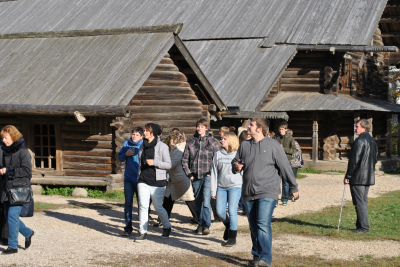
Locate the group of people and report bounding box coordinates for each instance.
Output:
[118,117,300,266]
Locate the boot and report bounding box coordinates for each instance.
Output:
[223,222,230,241]
[225,230,237,247]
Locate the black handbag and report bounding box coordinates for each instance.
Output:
[20,199,34,217]
[8,187,32,206]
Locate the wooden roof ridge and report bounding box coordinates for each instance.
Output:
[0,23,183,39]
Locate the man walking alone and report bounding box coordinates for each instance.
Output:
[232,117,299,267]
[344,119,378,233]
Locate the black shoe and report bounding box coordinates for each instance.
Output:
[152,222,163,227]
[351,228,370,233]
[2,247,18,255]
[25,231,34,249]
[0,239,8,246]
[190,218,198,224]
[225,230,237,247]
[194,225,202,234]
[202,227,210,235]
[161,228,171,239]
[223,222,230,241]
[251,255,260,266]
[135,233,147,243]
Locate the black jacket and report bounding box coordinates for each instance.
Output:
[1,138,32,203]
[345,132,378,185]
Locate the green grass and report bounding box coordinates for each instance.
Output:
[326,169,346,174]
[298,167,323,174]
[40,186,125,201]
[269,190,400,241]
[296,173,307,179]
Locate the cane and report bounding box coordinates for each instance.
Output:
[337,184,347,231]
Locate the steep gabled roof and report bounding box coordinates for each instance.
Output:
[0,0,387,45]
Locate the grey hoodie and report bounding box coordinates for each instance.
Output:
[210,149,242,196]
[232,136,298,202]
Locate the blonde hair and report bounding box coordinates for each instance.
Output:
[169,131,186,145]
[223,132,239,152]
[219,126,229,133]
[1,125,23,142]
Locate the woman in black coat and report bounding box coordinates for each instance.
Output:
[0,143,8,245]
[0,125,34,254]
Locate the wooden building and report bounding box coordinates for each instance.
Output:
[0,25,225,191]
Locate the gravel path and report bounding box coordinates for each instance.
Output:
[1,173,400,266]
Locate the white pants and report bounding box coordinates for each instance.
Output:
[138,183,171,234]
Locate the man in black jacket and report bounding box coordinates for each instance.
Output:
[344,119,378,233]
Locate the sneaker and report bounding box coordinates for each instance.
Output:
[251,255,260,266]
[258,258,270,267]
[282,201,287,206]
[122,230,132,236]
[134,233,147,243]
[275,202,278,208]
[161,228,171,239]
[194,225,202,234]
[202,227,210,235]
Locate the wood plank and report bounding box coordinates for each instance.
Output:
[55,123,63,171]
[130,112,203,121]
[31,177,108,186]
[62,155,113,164]
[142,79,190,87]
[281,71,323,78]
[61,132,112,141]
[281,78,323,84]
[64,169,110,177]
[154,64,179,72]
[63,148,113,157]
[127,106,203,114]
[132,94,199,100]
[61,124,90,132]
[130,120,198,128]
[136,86,194,95]
[281,84,321,91]
[63,162,112,171]
[148,71,187,82]
[62,139,112,149]
[130,99,202,106]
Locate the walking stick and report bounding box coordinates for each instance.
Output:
[337,184,347,231]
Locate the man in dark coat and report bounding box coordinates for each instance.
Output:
[344,119,378,233]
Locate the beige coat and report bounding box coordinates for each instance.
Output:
[165,142,195,201]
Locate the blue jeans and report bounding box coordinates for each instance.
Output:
[138,183,171,234]
[243,198,276,266]
[216,187,241,230]
[281,177,289,203]
[192,176,211,228]
[4,202,33,249]
[124,180,139,232]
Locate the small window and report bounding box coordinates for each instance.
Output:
[34,123,56,169]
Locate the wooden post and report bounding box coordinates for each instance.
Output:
[398,114,400,157]
[354,112,360,140]
[387,114,392,158]
[312,112,318,163]
[367,112,373,137]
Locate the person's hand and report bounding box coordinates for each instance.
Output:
[235,161,243,171]
[292,191,299,200]
[344,178,349,184]
[0,168,6,175]
[190,176,194,180]
[211,196,216,200]
[126,148,134,157]
[146,159,154,166]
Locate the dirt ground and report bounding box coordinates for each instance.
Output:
[1,173,400,266]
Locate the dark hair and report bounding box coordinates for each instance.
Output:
[251,117,269,136]
[172,128,179,132]
[239,130,248,144]
[196,118,209,129]
[132,127,143,136]
[279,121,288,129]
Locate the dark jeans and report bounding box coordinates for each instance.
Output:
[163,195,198,222]
[350,185,370,231]
[292,167,298,178]
[124,181,139,232]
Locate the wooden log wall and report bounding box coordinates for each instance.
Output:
[61,116,114,178]
[281,51,329,93]
[113,51,209,177]
[373,113,390,156]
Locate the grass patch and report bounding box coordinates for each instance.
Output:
[34,202,74,212]
[326,169,346,174]
[298,167,323,174]
[91,251,400,267]
[296,173,307,179]
[40,186,125,202]
[266,190,400,241]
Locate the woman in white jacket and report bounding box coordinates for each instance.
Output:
[211,132,242,246]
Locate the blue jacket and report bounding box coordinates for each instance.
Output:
[118,139,143,184]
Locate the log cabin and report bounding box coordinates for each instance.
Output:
[0,25,225,191]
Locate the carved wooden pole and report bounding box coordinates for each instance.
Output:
[387,114,392,159]
[312,112,318,163]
